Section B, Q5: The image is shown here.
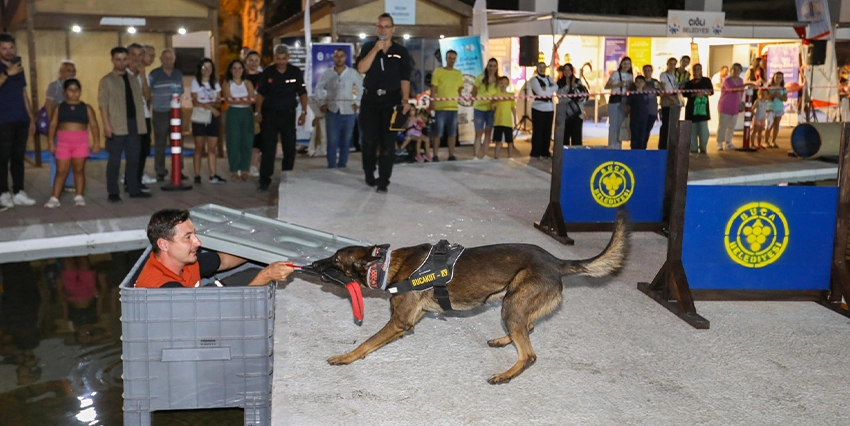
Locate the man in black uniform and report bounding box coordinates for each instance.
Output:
[255,44,308,192]
[355,13,412,193]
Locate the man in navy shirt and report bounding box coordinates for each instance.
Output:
[355,13,412,193]
[255,44,308,192]
[0,33,36,209]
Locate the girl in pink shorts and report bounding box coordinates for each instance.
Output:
[45,78,100,208]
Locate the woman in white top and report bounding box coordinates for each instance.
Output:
[191,58,224,184]
[604,56,634,149]
[658,57,680,150]
[222,59,256,181]
[529,61,557,158]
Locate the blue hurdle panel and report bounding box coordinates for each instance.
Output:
[560,148,667,224]
[682,186,837,291]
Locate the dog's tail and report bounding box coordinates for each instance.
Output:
[560,208,630,277]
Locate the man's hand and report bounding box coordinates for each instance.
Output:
[352,104,358,113]
[28,121,35,137]
[48,142,56,155]
[255,112,263,123]
[104,124,113,138]
[320,105,329,113]
[402,102,411,115]
[248,261,295,286]
[374,39,390,52]
[5,63,23,77]
[298,112,307,126]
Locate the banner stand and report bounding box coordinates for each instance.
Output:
[534,122,575,246]
[639,122,850,330]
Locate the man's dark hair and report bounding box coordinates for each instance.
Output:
[378,13,394,25]
[334,48,347,56]
[445,49,457,57]
[0,33,14,45]
[147,209,190,253]
[246,50,260,58]
[681,55,691,61]
[63,78,81,90]
[111,47,129,57]
[127,43,144,53]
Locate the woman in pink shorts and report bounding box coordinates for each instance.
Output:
[45,78,100,208]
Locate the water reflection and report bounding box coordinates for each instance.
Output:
[0,251,243,426]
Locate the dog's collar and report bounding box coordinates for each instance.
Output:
[366,246,392,290]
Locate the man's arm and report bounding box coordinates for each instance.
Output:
[217,252,247,270]
[217,252,294,286]
[401,80,411,114]
[356,41,384,74]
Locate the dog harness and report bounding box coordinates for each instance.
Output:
[388,240,464,311]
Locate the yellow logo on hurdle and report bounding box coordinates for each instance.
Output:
[724,202,789,268]
[590,161,635,208]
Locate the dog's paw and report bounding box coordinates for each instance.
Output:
[327,354,355,365]
[487,373,512,385]
[487,336,512,348]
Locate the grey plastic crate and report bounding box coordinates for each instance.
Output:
[120,249,274,426]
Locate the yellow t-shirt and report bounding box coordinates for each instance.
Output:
[493,96,516,128]
[431,67,464,111]
[473,74,499,111]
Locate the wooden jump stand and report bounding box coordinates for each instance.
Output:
[534,123,575,246]
[638,121,850,329]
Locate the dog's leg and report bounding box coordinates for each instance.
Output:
[328,294,426,365]
[487,323,533,348]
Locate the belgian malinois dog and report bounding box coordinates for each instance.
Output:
[311,210,629,384]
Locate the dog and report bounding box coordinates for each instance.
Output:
[310,209,629,384]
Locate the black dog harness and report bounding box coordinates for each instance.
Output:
[388,240,464,311]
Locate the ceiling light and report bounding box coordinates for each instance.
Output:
[178,27,187,35]
[403,34,410,40]
[127,26,137,34]
[72,25,82,33]
[359,33,366,39]
[440,35,445,39]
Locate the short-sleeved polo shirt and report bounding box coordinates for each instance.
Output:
[256,65,307,111]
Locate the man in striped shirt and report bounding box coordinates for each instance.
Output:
[315,48,362,168]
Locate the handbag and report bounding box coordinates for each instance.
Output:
[563,98,583,119]
[191,107,212,125]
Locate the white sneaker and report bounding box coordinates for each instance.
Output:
[481,155,491,160]
[0,192,12,208]
[716,142,725,151]
[249,166,260,177]
[44,196,61,208]
[724,142,736,150]
[74,195,86,206]
[12,191,36,206]
[142,174,157,184]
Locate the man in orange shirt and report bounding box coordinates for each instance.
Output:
[135,209,294,288]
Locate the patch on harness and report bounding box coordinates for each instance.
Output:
[389,240,464,310]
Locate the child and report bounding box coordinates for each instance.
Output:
[399,108,431,162]
[627,76,652,150]
[752,89,768,149]
[45,78,100,208]
[492,76,516,159]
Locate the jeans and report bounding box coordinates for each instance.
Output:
[0,121,29,194]
[106,118,141,196]
[153,110,182,178]
[325,111,357,168]
[530,109,554,157]
[716,113,737,145]
[658,105,681,150]
[259,108,297,186]
[607,102,625,149]
[359,95,398,187]
[690,120,710,153]
[225,107,254,172]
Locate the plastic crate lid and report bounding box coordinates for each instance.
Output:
[188,204,367,266]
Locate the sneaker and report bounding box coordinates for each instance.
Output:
[139,184,151,193]
[194,176,202,184]
[376,185,388,193]
[257,183,269,192]
[724,142,736,150]
[717,142,725,151]
[108,194,122,203]
[249,166,260,177]
[74,195,86,206]
[209,175,226,184]
[44,196,60,209]
[432,155,439,162]
[481,155,491,160]
[425,154,433,162]
[0,192,13,208]
[448,155,457,161]
[12,191,35,206]
[142,174,157,184]
[416,155,424,163]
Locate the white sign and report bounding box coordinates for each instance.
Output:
[385,0,416,25]
[667,10,725,37]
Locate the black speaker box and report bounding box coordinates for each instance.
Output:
[808,40,828,66]
[519,36,539,67]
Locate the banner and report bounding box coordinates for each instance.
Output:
[766,44,800,113]
[439,35,484,143]
[667,10,725,37]
[310,43,353,93]
[627,38,653,73]
[683,186,837,290]
[386,0,415,25]
[559,149,667,224]
[796,0,831,40]
[603,37,627,78]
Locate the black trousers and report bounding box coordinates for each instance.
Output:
[126,117,151,185]
[359,95,398,186]
[0,121,28,195]
[530,109,554,157]
[564,115,583,146]
[259,108,296,186]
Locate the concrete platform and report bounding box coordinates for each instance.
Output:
[271,160,850,426]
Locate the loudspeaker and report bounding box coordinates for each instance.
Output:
[808,40,828,66]
[519,36,539,67]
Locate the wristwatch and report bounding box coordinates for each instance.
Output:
[300,111,307,115]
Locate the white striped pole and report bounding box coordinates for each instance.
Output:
[162,91,193,191]
[742,88,755,151]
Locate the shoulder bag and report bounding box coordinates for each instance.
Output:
[191,106,212,125]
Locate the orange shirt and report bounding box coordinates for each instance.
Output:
[135,252,202,289]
